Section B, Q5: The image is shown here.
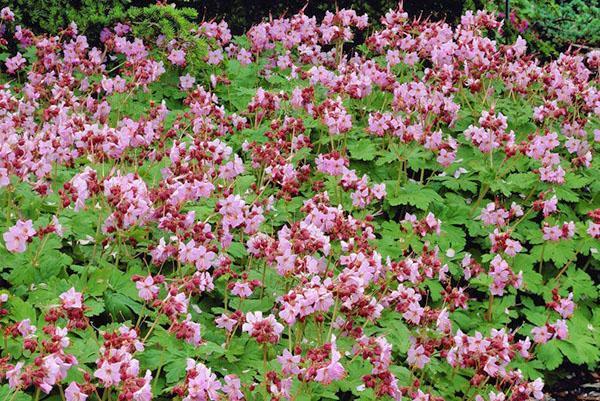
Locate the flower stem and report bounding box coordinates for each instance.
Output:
[486,293,494,322]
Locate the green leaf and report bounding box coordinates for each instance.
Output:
[9,296,36,323]
[380,313,410,353]
[347,139,377,161]
[563,268,598,301]
[532,240,575,267]
[234,175,255,194]
[104,292,142,319]
[69,337,99,365]
[536,341,563,370]
[228,242,247,259]
[0,385,31,401]
[554,185,579,202]
[387,182,443,210]
[516,358,545,380]
[165,358,188,383]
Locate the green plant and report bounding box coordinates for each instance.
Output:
[0,3,598,401]
[2,0,131,34]
[126,3,208,73]
[474,0,600,57]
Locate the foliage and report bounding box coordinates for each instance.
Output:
[191,0,465,34]
[517,0,600,54]
[470,0,600,57]
[0,3,599,401]
[126,4,209,73]
[0,0,131,34]
[0,0,469,35]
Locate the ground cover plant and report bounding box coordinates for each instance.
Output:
[0,3,598,401]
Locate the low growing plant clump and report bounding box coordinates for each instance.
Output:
[0,4,598,401]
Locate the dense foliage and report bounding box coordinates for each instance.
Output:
[484,0,600,57]
[0,0,465,35]
[0,3,599,401]
[4,0,597,56]
[0,0,132,36]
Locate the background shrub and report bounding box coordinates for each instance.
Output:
[5,0,598,57]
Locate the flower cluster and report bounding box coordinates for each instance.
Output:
[0,3,598,401]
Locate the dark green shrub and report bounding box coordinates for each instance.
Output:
[3,0,131,33]
[467,0,600,57]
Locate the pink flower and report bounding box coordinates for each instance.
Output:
[52,216,64,237]
[489,392,506,401]
[60,288,83,309]
[164,292,189,316]
[372,183,386,200]
[542,196,558,217]
[3,219,36,253]
[407,343,430,369]
[168,49,186,66]
[219,155,245,180]
[5,52,26,74]
[316,153,348,176]
[136,276,159,301]
[133,371,153,401]
[94,361,122,386]
[402,52,418,65]
[516,337,532,358]
[218,195,246,229]
[483,356,500,377]
[0,168,9,188]
[542,221,575,241]
[207,49,224,65]
[185,359,222,401]
[489,255,520,296]
[1,7,15,21]
[65,382,88,401]
[315,335,345,384]
[179,73,196,90]
[436,308,452,333]
[531,325,552,344]
[194,245,217,271]
[237,48,252,64]
[504,239,522,257]
[413,390,431,401]
[322,101,352,135]
[7,362,24,389]
[529,378,544,400]
[17,318,36,337]
[386,49,401,66]
[230,281,253,298]
[215,313,239,332]
[175,314,202,346]
[269,376,292,399]
[242,311,284,344]
[114,23,131,36]
[588,221,600,238]
[277,349,302,375]
[222,375,244,401]
[539,165,565,184]
[479,203,509,227]
[552,319,568,340]
[403,301,424,324]
[542,224,562,241]
[553,292,575,318]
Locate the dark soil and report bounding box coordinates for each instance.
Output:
[545,364,600,401]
